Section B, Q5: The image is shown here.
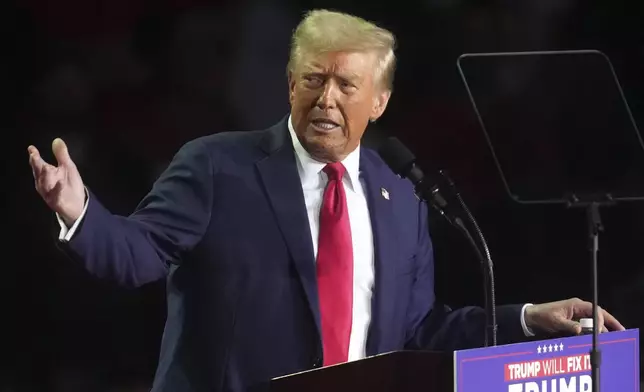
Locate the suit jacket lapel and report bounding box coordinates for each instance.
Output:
[256,119,321,337]
[255,126,400,354]
[361,150,399,356]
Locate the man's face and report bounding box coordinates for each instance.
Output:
[289,51,390,162]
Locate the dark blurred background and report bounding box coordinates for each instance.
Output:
[6,0,644,390]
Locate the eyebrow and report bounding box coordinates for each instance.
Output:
[303,68,361,83]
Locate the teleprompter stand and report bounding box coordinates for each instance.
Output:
[570,196,615,392]
[457,49,644,392]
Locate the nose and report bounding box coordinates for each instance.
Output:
[316,80,339,109]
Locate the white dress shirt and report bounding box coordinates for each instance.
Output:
[58,118,534,359]
[57,192,88,241]
[287,117,375,361]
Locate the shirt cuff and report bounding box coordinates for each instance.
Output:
[521,303,535,337]
[57,188,89,242]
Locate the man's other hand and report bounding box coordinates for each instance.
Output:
[525,298,625,335]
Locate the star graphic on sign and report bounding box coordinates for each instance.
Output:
[559,343,564,351]
[537,346,542,354]
[548,344,553,352]
[553,344,559,352]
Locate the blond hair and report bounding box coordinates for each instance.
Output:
[287,9,397,91]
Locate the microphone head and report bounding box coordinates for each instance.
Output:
[378,137,417,177]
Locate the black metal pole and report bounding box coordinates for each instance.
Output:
[587,202,602,392]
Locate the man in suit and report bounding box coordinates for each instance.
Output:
[28,9,623,392]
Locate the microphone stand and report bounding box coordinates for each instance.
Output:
[453,216,497,347]
[415,171,497,347]
[447,171,497,348]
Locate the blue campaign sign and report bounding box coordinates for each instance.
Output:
[454,329,639,391]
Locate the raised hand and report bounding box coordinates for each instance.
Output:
[28,138,86,227]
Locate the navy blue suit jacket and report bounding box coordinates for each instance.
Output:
[61,117,525,391]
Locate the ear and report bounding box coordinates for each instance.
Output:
[288,71,296,105]
[370,89,391,121]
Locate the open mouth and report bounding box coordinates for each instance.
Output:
[310,118,340,132]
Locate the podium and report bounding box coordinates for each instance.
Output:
[271,329,639,392]
[270,350,452,392]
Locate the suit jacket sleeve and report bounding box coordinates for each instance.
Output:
[403,201,526,351]
[59,138,214,288]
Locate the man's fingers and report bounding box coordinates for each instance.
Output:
[52,138,74,167]
[559,319,581,335]
[596,310,605,333]
[574,299,625,332]
[28,145,50,177]
[601,308,625,331]
[28,145,66,194]
[581,303,625,332]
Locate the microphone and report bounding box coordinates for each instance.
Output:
[377,136,451,219]
[378,136,498,347]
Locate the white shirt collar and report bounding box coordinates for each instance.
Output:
[287,115,361,191]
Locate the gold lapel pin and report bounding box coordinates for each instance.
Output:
[381,187,390,200]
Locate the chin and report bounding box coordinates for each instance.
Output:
[304,140,349,162]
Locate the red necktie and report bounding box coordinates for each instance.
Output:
[317,162,353,366]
